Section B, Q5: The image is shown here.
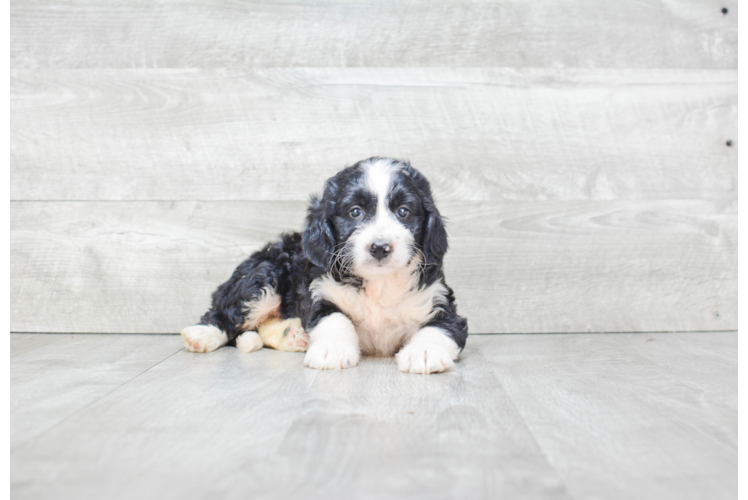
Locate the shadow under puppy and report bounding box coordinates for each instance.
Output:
[181,157,468,374]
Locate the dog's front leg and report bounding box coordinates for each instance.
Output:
[396,326,460,374]
[304,312,360,370]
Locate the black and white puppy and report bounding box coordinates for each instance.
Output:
[180,157,468,374]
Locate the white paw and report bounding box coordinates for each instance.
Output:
[396,342,454,374]
[304,340,360,370]
[180,324,228,353]
[303,313,360,370]
[396,327,459,374]
[236,331,263,353]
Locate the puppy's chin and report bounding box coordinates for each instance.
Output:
[352,252,419,280]
[353,260,400,279]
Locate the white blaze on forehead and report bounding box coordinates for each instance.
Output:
[363,158,399,216]
[349,158,414,277]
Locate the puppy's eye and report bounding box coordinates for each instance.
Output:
[396,207,410,218]
[349,207,363,218]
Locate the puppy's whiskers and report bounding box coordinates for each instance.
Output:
[414,249,440,278]
[330,243,355,277]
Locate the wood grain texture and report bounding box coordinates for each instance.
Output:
[10,336,568,500]
[474,332,737,500]
[11,68,737,202]
[10,0,738,69]
[10,199,736,334]
[621,330,737,409]
[10,332,737,500]
[10,333,64,358]
[10,334,182,449]
[11,201,308,334]
[447,198,737,333]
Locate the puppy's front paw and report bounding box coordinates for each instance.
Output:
[396,341,455,374]
[181,325,228,353]
[304,341,360,370]
[304,312,360,370]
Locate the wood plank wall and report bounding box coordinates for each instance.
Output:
[10,1,738,334]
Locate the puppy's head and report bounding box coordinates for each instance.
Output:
[302,157,447,281]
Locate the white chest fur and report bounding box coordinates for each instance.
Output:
[310,268,448,356]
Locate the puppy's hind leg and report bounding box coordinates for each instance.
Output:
[236,331,263,353]
[182,297,248,354]
[181,295,258,354]
[185,239,299,354]
[181,300,243,353]
[181,324,228,353]
[258,317,309,352]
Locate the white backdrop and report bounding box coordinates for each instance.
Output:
[10,1,737,334]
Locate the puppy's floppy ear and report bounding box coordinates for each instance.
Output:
[302,180,338,269]
[402,162,449,266]
[422,200,448,266]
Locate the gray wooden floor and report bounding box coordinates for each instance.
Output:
[11,332,737,500]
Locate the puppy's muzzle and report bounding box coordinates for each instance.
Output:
[369,241,392,261]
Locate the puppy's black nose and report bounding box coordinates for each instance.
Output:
[369,241,392,261]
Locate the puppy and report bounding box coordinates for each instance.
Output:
[180,157,468,374]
